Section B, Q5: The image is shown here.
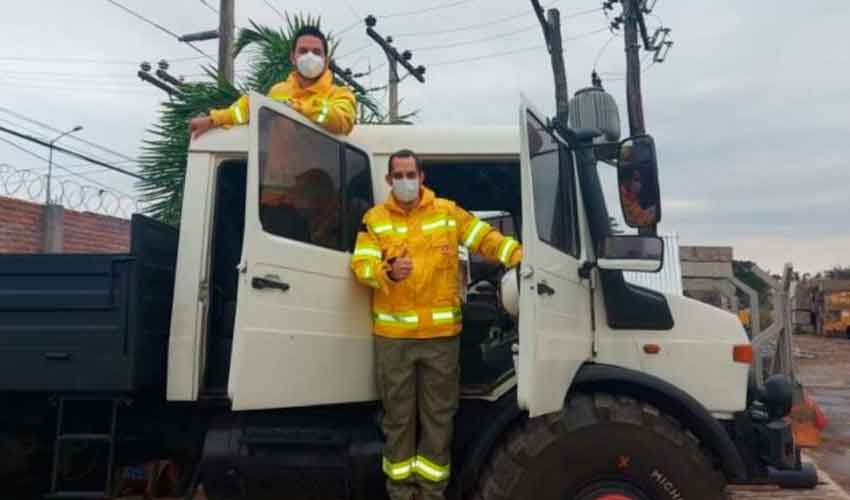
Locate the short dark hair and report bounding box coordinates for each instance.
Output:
[292,26,329,55]
[388,149,422,174]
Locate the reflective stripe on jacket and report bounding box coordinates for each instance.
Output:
[351,187,522,339]
[209,69,356,135]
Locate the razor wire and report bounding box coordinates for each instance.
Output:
[0,163,144,218]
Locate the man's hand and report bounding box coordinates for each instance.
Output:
[390,249,413,282]
[189,115,214,139]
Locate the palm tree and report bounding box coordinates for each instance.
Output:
[137,14,382,225]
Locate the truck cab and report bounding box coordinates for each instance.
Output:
[0,92,814,500]
[161,93,809,497]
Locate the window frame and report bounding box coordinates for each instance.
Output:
[256,106,373,254]
[527,111,581,259]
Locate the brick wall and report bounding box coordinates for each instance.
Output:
[0,196,130,254]
[0,196,44,253]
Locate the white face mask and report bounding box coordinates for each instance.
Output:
[296,53,325,79]
[392,178,420,203]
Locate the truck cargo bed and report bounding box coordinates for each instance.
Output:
[0,215,177,393]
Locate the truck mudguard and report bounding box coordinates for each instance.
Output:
[571,363,748,482]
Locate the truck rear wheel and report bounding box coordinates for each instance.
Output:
[472,393,727,500]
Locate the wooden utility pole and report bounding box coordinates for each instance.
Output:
[388,58,400,122]
[219,0,235,83]
[532,1,569,128]
[365,16,425,123]
[622,0,645,136]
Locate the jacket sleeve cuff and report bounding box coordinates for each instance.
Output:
[507,248,523,269]
[209,108,234,127]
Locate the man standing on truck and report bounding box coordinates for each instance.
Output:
[350,150,522,500]
[188,26,357,137]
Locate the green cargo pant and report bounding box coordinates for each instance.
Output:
[375,335,460,500]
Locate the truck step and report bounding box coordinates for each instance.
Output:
[44,492,109,499]
[56,433,112,442]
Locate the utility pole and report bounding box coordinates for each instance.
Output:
[622,0,645,136]
[178,0,234,82]
[532,0,569,128]
[218,0,235,83]
[46,125,83,205]
[364,15,426,123]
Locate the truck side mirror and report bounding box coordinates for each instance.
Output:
[617,135,661,228]
[598,235,664,273]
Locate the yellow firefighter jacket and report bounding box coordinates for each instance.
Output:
[351,187,522,339]
[209,69,356,135]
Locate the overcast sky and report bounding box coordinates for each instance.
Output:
[1,1,848,274]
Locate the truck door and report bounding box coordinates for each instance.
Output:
[228,93,377,410]
[517,96,593,417]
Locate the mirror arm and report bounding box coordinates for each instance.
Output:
[579,260,596,281]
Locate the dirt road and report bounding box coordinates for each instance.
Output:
[796,335,850,492]
[729,334,850,499]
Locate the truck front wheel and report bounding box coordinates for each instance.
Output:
[472,393,727,500]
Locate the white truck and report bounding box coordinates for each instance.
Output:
[0,92,815,500]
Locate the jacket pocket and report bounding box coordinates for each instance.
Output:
[430,232,459,304]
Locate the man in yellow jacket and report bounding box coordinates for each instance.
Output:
[351,150,522,500]
[189,26,356,138]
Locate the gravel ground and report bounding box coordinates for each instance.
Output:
[729,334,850,500]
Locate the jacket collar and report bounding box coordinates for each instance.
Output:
[286,68,334,94]
[385,186,436,215]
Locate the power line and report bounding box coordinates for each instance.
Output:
[0,81,159,97]
[105,0,215,62]
[2,69,138,79]
[0,55,207,65]
[411,23,539,52]
[379,0,474,19]
[392,3,598,38]
[427,44,541,67]
[262,0,285,20]
[593,34,618,70]
[199,0,218,14]
[410,24,607,52]
[0,108,139,164]
[335,42,374,60]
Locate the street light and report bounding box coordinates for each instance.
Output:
[45,125,83,205]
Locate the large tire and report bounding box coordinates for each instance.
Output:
[472,393,727,500]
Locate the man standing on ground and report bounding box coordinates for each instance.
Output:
[189,26,356,137]
[350,150,522,500]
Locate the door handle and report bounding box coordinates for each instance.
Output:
[537,281,555,296]
[252,275,290,292]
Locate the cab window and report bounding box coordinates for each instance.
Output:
[257,108,372,252]
[527,112,580,257]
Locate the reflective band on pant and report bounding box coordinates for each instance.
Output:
[431,307,461,326]
[497,237,519,265]
[395,225,408,234]
[413,455,450,482]
[315,99,330,124]
[462,219,489,251]
[231,103,246,124]
[383,457,414,481]
[374,311,419,328]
